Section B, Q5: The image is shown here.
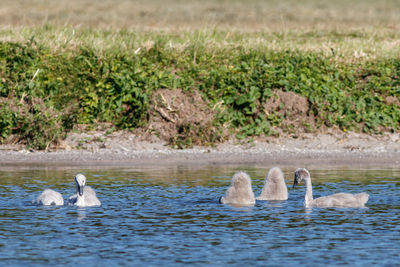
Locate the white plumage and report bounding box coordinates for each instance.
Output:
[220,171,255,206]
[293,168,369,208]
[68,173,101,207]
[33,189,64,206]
[257,167,288,201]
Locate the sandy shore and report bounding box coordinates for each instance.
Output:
[0,131,399,168]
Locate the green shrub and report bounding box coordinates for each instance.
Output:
[0,38,399,149]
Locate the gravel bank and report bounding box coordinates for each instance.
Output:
[1,132,399,168]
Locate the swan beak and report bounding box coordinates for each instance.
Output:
[78,185,84,196]
[293,179,298,189]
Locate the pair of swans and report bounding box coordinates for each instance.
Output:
[33,174,101,207]
[219,167,288,206]
[220,167,369,208]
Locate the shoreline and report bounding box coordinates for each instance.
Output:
[1,132,399,168]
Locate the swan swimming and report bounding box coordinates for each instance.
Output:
[293,168,369,208]
[219,171,255,206]
[33,189,64,206]
[257,167,288,201]
[68,174,101,207]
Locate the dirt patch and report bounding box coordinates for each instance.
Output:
[264,90,309,115]
[385,96,400,106]
[263,90,315,135]
[142,88,224,147]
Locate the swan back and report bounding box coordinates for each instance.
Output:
[33,189,64,206]
[257,167,288,200]
[312,192,369,208]
[220,171,255,206]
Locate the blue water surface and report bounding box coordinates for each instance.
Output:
[0,165,399,266]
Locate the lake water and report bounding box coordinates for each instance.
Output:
[0,165,399,266]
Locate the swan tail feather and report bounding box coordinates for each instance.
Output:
[355,192,369,205]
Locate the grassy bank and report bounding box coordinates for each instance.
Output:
[0,27,399,149]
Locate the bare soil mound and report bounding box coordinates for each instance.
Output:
[144,88,223,147]
[263,90,316,134]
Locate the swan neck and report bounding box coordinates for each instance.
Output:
[304,176,313,207]
[76,193,85,206]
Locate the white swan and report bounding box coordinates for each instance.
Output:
[33,189,64,206]
[293,168,369,208]
[257,167,288,200]
[219,171,255,206]
[68,174,101,207]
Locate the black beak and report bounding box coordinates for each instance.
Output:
[78,184,84,196]
[293,179,298,189]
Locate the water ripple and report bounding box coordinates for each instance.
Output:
[0,166,399,265]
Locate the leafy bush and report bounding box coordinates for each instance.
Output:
[0,97,65,149]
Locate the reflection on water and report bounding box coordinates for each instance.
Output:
[0,165,400,265]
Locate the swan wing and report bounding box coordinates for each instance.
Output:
[313,192,369,208]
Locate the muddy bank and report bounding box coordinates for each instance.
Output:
[0,131,399,168]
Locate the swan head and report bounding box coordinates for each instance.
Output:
[75,173,86,196]
[293,168,310,188]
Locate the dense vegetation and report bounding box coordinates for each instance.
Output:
[0,31,399,149]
